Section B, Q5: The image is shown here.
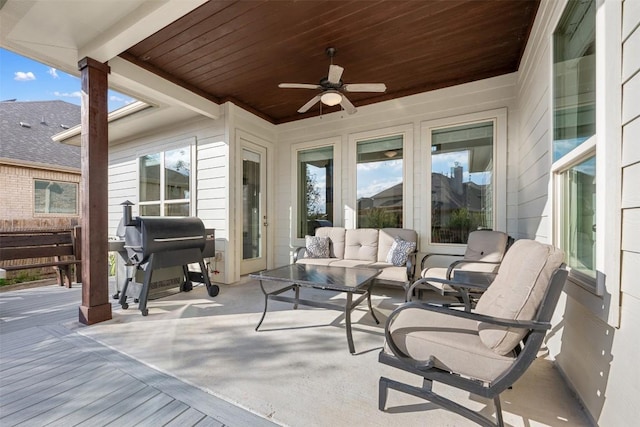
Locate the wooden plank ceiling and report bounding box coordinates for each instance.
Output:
[122,0,539,124]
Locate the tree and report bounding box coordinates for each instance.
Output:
[305,171,322,219]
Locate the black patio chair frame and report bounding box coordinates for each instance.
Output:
[379,265,568,427]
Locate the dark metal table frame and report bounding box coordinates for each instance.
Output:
[251,264,380,354]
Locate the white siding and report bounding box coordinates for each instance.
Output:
[275,75,517,267]
[108,114,229,282]
[513,0,639,425]
[513,0,558,242]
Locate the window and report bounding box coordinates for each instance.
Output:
[560,157,596,280]
[356,135,403,228]
[553,0,596,161]
[139,147,191,216]
[34,180,78,214]
[553,0,597,291]
[430,122,494,244]
[297,146,334,238]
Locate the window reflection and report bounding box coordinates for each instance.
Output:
[357,135,403,228]
[431,122,493,244]
[298,146,333,237]
[562,157,596,279]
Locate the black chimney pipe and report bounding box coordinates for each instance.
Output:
[121,200,135,226]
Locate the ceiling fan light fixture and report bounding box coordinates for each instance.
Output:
[320,91,342,106]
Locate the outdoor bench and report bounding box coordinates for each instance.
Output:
[0,227,82,288]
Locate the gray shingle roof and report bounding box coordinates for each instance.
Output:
[0,100,81,169]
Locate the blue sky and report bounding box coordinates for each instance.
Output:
[0,48,135,112]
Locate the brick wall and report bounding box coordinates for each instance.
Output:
[0,163,80,221]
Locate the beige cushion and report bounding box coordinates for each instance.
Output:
[377,228,418,262]
[344,229,379,261]
[370,262,408,283]
[464,230,509,263]
[419,267,452,292]
[385,307,515,382]
[475,239,564,355]
[315,227,346,259]
[328,259,374,268]
[296,258,334,266]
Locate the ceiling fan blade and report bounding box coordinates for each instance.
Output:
[327,64,344,84]
[279,83,321,89]
[343,83,387,92]
[298,95,322,113]
[340,95,357,115]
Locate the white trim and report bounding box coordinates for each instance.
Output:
[420,108,508,254]
[347,123,414,230]
[235,129,275,277]
[290,136,342,245]
[136,138,195,217]
[109,57,220,120]
[549,0,622,327]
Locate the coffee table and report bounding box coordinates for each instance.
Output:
[251,264,380,354]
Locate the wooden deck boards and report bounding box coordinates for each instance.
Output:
[0,285,276,427]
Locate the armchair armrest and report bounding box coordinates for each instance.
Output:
[389,301,552,331]
[384,301,551,372]
[406,250,418,281]
[445,259,500,279]
[420,252,462,271]
[293,246,307,263]
[406,276,492,311]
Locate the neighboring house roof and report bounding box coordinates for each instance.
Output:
[0,100,81,170]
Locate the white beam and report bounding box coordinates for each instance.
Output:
[79,0,208,63]
[108,56,220,119]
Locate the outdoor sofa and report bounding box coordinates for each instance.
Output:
[294,227,418,289]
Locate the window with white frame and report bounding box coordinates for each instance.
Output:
[34,180,78,215]
[356,135,403,228]
[430,121,494,244]
[139,147,191,216]
[553,0,597,290]
[297,146,334,238]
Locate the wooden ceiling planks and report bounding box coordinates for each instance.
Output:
[123,0,539,123]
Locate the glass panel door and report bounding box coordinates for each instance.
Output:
[241,147,267,274]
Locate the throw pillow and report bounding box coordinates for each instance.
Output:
[305,235,330,258]
[386,237,416,266]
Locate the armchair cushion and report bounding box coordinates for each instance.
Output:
[385,307,516,382]
[464,230,509,264]
[475,240,564,355]
[386,237,417,266]
[304,235,330,258]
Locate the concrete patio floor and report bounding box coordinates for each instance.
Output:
[1,279,592,426]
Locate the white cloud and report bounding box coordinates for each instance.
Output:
[53,90,82,98]
[357,158,402,172]
[48,68,59,78]
[14,71,36,81]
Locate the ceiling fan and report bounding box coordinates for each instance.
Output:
[278,47,387,115]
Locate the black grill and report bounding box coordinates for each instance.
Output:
[116,201,219,316]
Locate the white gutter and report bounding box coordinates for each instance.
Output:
[52,100,152,144]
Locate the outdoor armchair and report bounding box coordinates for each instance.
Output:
[379,239,567,427]
[413,229,513,308]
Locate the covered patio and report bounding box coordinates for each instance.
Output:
[1,0,638,426]
[0,282,590,426]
